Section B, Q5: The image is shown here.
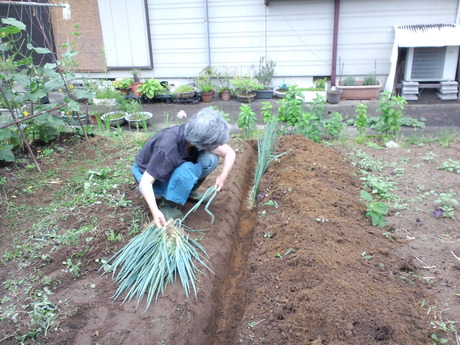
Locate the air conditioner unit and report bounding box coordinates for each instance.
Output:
[403,46,459,82]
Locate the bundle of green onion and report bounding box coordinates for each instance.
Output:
[104,186,218,310]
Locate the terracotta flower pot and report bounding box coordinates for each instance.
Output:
[219,90,231,101]
[130,82,143,97]
[200,90,215,103]
[336,80,382,100]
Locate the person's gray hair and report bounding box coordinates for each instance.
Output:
[184,107,230,151]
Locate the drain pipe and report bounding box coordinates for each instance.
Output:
[330,0,341,86]
[204,0,211,66]
[456,0,460,23]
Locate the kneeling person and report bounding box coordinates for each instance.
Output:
[132,108,236,228]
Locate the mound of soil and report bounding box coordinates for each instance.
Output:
[1,133,455,345]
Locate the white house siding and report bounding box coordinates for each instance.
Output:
[336,0,458,83]
[100,0,460,85]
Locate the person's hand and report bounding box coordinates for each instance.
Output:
[214,175,226,191]
[152,210,167,228]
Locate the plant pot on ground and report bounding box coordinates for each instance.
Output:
[326,88,343,104]
[195,67,216,103]
[137,79,168,100]
[232,75,262,103]
[113,77,133,95]
[218,89,231,101]
[130,69,143,96]
[274,84,289,98]
[216,71,232,101]
[125,112,153,128]
[101,111,127,127]
[173,84,197,100]
[336,76,382,100]
[254,57,276,99]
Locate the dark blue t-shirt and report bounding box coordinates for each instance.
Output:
[135,124,200,182]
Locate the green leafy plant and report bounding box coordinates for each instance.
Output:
[355,102,368,137]
[373,92,407,136]
[437,128,458,147]
[113,77,132,90]
[0,19,94,164]
[438,159,460,174]
[360,173,396,201]
[430,333,448,344]
[131,69,141,82]
[434,191,458,218]
[261,102,274,123]
[195,66,215,92]
[173,84,195,97]
[137,79,166,99]
[216,71,232,92]
[250,115,279,204]
[296,97,324,142]
[360,190,388,227]
[95,84,120,99]
[237,104,257,137]
[343,76,356,86]
[324,111,346,138]
[254,57,276,88]
[277,85,305,128]
[231,75,263,96]
[303,78,327,91]
[363,74,377,86]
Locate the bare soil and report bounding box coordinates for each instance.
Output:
[0,133,459,345]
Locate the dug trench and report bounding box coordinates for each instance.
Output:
[0,134,434,345]
[209,135,431,345]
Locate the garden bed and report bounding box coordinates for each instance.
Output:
[0,133,459,345]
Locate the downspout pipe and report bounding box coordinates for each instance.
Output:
[456,0,460,24]
[204,0,211,66]
[331,0,340,86]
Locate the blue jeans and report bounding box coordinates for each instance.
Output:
[132,151,219,205]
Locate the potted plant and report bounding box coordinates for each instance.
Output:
[93,83,122,107]
[122,99,153,128]
[112,77,132,94]
[326,86,343,104]
[274,83,289,98]
[300,78,327,103]
[173,84,197,100]
[195,67,216,103]
[216,71,232,101]
[336,63,382,100]
[254,57,276,99]
[101,111,127,127]
[336,76,382,100]
[137,79,167,100]
[232,75,263,103]
[130,69,143,97]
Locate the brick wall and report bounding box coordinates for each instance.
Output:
[49,0,106,73]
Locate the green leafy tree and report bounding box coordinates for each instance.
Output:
[0,18,94,166]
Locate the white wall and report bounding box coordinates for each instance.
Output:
[98,0,460,86]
